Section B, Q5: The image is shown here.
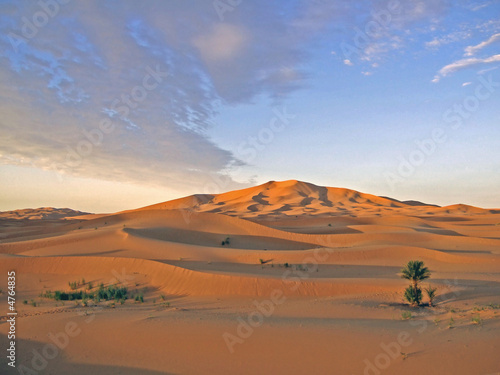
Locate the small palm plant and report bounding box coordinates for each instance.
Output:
[404,285,422,306]
[425,285,438,307]
[401,260,431,307]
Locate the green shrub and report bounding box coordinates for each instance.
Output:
[42,283,127,303]
[401,311,412,320]
[401,260,430,307]
[404,285,422,306]
[471,315,482,325]
[425,285,437,306]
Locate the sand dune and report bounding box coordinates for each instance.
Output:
[132,180,498,220]
[0,207,90,220]
[1,180,499,375]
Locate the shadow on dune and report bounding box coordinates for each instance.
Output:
[413,228,465,236]
[439,249,492,254]
[124,227,318,250]
[413,216,472,222]
[0,334,175,375]
[251,192,271,205]
[155,260,402,279]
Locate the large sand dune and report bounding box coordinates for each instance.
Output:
[1,180,499,374]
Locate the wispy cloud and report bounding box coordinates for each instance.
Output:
[470,1,496,11]
[336,0,450,67]
[464,32,500,56]
[425,31,472,49]
[432,54,500,82]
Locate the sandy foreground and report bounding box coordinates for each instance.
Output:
[0,181,499,375]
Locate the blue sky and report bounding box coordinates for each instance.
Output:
[1,0,499,212]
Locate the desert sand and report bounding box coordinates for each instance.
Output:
[0,180,499,374]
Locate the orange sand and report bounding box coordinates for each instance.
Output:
[1,180,499,374]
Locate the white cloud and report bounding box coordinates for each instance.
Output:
[470,1,495,11]
[432,54,500,82]
[462,81,472,86]
[425,31,471,49]
[464,33,500,56]
[343,59,353,66]
[360,36,404,63]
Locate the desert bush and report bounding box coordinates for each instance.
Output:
[401,260,430,307]
[42,283,127,303]
[404,285,422,306]
[471,315,482,325]
[425,285,438,306]
[401,311,412,320]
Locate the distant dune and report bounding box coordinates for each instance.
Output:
[0,207,91,220]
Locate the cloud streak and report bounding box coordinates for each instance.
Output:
[464,32,500,56]
[432,54,500,82]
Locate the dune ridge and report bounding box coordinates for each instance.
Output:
[129,180,499,219]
